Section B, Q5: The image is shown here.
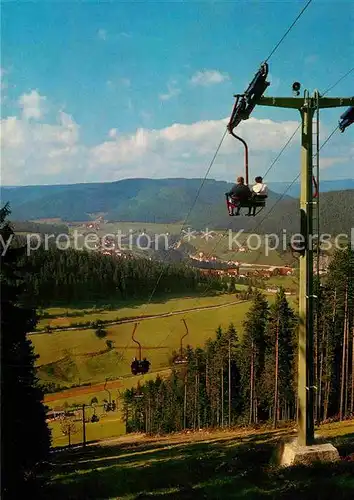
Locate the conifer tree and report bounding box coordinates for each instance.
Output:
[1,204,51,498]
[240,291,269,423]
[263,288,297,426]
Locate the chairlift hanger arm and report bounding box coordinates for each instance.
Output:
[180,318,189,356]
[229,131,249,185]
[181,319,189,342]
[131,322,142,360]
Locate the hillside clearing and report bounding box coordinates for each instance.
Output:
[33,297,255,388]
[43,420,354,499]
[36,293,249,331]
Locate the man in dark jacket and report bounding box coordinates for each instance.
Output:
[225,176,252,215]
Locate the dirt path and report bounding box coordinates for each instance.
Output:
[32,299,248,335]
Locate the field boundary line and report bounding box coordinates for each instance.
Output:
[31,299,250,334]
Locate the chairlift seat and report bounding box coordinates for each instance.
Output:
[225,193,267,216]
[173,356,187,365]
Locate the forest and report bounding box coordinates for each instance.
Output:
[20,247,222,307]
[122,246,354,433]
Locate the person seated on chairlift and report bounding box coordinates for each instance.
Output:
[225,176,252,215]
[141,357,150,372]
[249,176,268,216]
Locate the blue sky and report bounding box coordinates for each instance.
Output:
[1,0,353,186]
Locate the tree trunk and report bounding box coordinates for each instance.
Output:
[324,290,336,421]
[323,379,330,421]
[273,315,280,429]
[228,337,231,427]
[318,325,324,422]
[194,373,198,429]
[351,327,354,414]
[340,285,348,421]
[184,376,187,429]
[221,365,224,427]
[249,341,254,424]
[197,373,201,429]
[344,316,349,417]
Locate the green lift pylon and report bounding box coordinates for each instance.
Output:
[258,91,353,446]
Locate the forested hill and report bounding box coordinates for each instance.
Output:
[1,178,291,222]
[1,179,353,235]
[209,188,354,235]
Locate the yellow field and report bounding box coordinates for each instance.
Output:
[33,297,254,384]
[37,293,247,330]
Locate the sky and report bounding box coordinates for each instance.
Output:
[1,0,353,186]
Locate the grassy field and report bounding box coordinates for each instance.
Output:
[34,292,296,413]
[36,293,248,330]
[42,420,354,499]
[266,275,298,290]
[33,296,255,387]
[49,409,126,448]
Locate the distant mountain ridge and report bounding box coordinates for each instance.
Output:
[268,179,354,198]
[0,178,292,223]
[1,178,353,235]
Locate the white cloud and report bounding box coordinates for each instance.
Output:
[106,78,131,89]
[108,128,118,138]
[319,157,349,169]
[18,90,46,120]
[97,29,131,42]
[190,70,229,86]
[1,109,84,185]
[1,68,8,103]
[97,29,107,40]
[120,78,131,87]
[89,117,303,182]
[3,90,352,186]
[1,68,7,90]
[159,80,181,101]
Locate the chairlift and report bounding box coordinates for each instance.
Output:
[130,323,151,375]
[338,106,354,133]
[173,319,188,365]
[225,63,270,217]
[225,132,268,217]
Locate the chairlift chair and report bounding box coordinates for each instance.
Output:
[225,62,270,217]
[130,323,151,375]
[224,131,268,217]
[339,106,354,133]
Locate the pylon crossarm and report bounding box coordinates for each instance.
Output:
[258,96,304,109]
[317,97,354,109]
[257,96,354,110]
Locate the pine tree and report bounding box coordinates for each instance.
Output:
[241,291,269,423]
[1,204,51,498]
[263,288,297,426]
